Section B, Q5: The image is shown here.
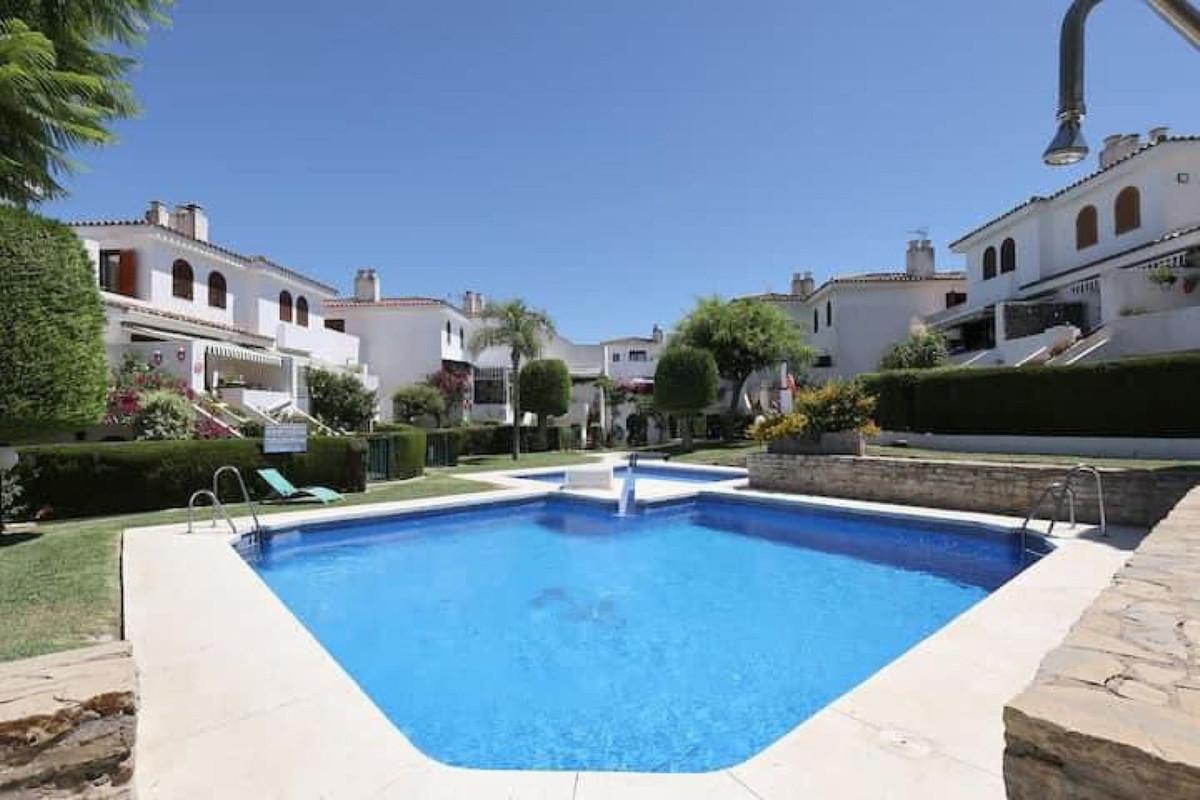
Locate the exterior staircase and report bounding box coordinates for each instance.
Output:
[1047,326,1111,365]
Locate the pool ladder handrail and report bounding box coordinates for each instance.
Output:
[1019,463,1107,556]
[212,465,262,534]
[187,490,238,535]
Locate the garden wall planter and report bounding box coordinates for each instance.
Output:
[767,431,865,456]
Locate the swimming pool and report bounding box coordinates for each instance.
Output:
[519,463,743,484]
[248,496,1040,772]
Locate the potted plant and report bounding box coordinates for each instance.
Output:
[1146,264,1178,289]
[750,380,878,456]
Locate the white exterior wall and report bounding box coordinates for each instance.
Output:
[329,305,459,421]
[770,279,965,381]
[605,337,665,382]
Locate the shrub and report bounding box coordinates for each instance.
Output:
[519,359,570,431]
[860,353,1200,436]
[654,347,719,450]
[307,368,377,431]
[0,207,107,441]
[794,380,878,436]
[749,412,809,443]
[133,390,196,440]
[15,438,368,519]
[879,329,949,371]
[392,384,446,426]
[455,424,569,455]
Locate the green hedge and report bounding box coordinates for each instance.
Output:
[860,353,1200,437]
[15,437,368,519]
[365,429,426,480]
[456,425,570,455]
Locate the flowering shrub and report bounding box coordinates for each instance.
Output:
[749,412,808,443]
[105,354,193,425]
[426,365,473,410]
[751,380,878,442]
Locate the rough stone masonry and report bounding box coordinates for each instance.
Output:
[0,642,136,799]
[1004,486,1200,800]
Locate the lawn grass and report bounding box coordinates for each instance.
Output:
[439,451,601,474]
[0,473,496,664]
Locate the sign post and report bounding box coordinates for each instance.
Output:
[263,423,308,454]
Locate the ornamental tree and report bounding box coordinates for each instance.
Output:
[673,296,811,414]
[0,206,107,441]
[392,384,446,427]
[519,359,570,439]
[653,346,718,451]
[469,299,555,460]
[306,367,377,431]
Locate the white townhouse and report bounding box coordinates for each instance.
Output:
[326,271,657,430]
[929,128,1200,366]
[71,201,376,428]
[747,239,968,384]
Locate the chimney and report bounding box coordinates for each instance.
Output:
[651,324,664,344]
[353,269,380,302]
[906,238,936,277]
[1149,125,1170,144]
[791,271,815,298]
[170,203,208,242]
[145,200,170,226]
[462,290,486,317]
[1099,133,1141,169]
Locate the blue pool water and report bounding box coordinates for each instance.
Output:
[248,497,1034,772]
[520,464,742,484]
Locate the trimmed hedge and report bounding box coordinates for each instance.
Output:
[365,429,426,480]
[860,353,1200,437]
[457,425,570,456]
[15,437,368,519]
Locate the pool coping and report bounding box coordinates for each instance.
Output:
[123,475,1142,799]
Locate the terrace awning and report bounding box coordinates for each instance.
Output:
[205,342,283,367]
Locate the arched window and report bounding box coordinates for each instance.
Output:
[825,300,832,327]
[459,326,464,347]
[445,320,452,342]
[278,290,293,323]
[207,271,226,308]
[1076,205,1099,250]
[172,259,194,300]
[1115,186,1141,235]
[982,247,997,280]
[1000,238,1016,273]
[812,308,819,333]
[296,296,309,327]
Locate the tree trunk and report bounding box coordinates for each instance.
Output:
[681,415,694,452]
[511,353,521,461]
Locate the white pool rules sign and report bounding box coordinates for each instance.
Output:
[263,423,308,454]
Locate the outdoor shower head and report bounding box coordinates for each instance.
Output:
[1043,114,1090,166]
[1044,0,1200,167]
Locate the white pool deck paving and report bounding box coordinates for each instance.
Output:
[123,464,1141,799]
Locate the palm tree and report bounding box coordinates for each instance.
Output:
[469,299,556,460]
[0,19,115,204]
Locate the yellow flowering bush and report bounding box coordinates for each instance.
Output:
[752,380,879,442]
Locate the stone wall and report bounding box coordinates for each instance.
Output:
[0,642,136,798]
[747,453,1200,527]
[1003,486,1200,799]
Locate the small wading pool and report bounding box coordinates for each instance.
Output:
[245,496,1047,772]
[518,463,744,485]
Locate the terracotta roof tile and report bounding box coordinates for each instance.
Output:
[325,296,456,309]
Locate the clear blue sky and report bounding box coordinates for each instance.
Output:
[44,0,1200,341]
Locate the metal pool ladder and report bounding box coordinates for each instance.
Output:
[186,465,262,535]
[1019,463,1107,557]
